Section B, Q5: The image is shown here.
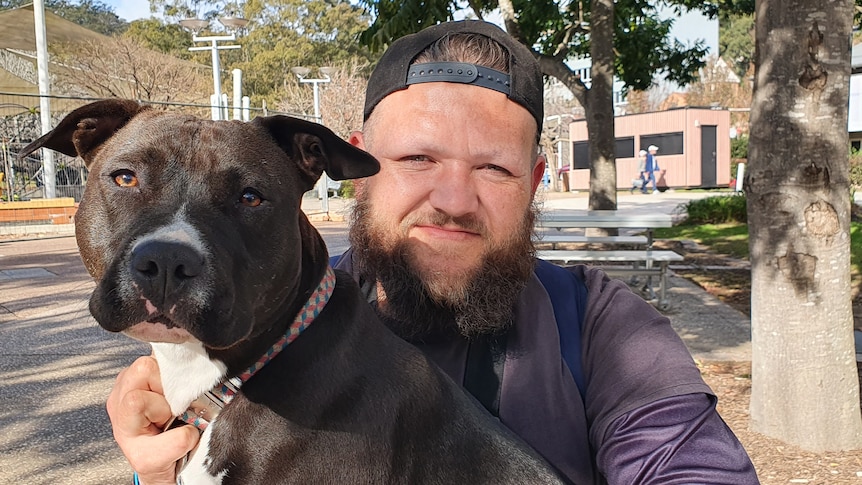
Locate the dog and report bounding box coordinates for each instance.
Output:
[19,100,564,484]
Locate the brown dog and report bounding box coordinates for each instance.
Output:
[19,100,564,484]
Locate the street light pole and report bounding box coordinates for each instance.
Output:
[291,67,334,215]
[180,17,247,121]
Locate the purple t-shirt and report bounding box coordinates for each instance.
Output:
[334,250,758,484]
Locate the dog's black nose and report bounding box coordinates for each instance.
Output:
[130,240,204,304]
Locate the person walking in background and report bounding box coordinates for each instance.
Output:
[631,149,647,193]
[642,144,660,194]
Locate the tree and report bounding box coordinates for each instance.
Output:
[145,0,375,107]
[686,55,752,135]
[277,57,370,139]
[50,37,210,104]
[719,12,754,78]
[359,0,710,211]
[123,18,195,59]
[0,0,127,35]
[746,0,862,451]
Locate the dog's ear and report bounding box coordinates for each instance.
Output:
[253,115,379,182]
[17,99,146,167]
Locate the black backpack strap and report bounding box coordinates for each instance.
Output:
[463,261,588,416]
[534,260,588,399]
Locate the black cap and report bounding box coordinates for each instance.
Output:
[363,20,544,132]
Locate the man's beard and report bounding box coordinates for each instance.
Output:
[348,194,538,344]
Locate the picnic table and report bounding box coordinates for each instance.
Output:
[535,211,683,309]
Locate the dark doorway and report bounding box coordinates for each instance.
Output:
[700,125,717,187]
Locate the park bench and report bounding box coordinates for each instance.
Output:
[535,211,683,309]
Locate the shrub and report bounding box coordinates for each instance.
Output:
[338,180,355,198]
[731,135,749,160]
[679,194,747,224]
[850,148,862,189]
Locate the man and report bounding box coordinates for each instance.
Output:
[643,144,661,194]
[108,20,758,484]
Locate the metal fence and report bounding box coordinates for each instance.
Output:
[0,92,300,202]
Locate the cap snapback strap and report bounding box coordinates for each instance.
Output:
[406,62,512,95]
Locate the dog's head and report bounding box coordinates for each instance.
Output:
[18,99,378,350]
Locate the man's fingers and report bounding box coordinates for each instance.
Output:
[106,356,200,484]
[107,356,169,430]
[126,425,201,485]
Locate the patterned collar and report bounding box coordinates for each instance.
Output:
[178,265,337,430]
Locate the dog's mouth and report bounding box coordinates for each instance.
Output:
[124,316,194,344]
[146,313,178,329]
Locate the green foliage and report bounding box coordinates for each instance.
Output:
[358,0,709,92]
[142,0,376,107]
[338,180,355,198]
[123,19,193,58]
[853,223,862,278]
[850,148,862,189]
[718,13,754,78]
[678,194,748,224]
[731,135,748,159]
[1,0,128,35]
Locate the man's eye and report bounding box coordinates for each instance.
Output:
[240,189,264,207]
[484,164,512,175]
[111,170,138,188]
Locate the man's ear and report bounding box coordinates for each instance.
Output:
[254,116,379,183]
[16,99,145,168]
[531,154,547,194]
[348,130,365,150]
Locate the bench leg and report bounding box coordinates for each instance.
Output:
[658,262,670,310]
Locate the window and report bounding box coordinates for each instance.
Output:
[571,137,636,169]
[573,141,590,169]
[615,137,635,159]
[640,132,684,155]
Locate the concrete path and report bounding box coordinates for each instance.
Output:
[0,189,750,483]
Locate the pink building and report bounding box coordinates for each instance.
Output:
[565,107,732,190]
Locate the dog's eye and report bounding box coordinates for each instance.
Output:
[111,170,138,188]
[240,189,264,207]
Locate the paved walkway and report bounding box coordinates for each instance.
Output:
[0,189,750,483]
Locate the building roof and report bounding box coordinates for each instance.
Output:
[0,3,110,50]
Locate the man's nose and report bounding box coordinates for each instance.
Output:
[427,166,479,218]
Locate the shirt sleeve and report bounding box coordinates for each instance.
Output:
[573,266,757,483]
[596,393,759,484]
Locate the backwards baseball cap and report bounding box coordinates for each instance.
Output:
[363,20,544,132]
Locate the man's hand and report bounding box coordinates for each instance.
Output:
[107,356,200,485]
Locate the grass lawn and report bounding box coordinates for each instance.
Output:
[654,222,862,276]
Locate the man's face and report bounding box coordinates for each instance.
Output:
[348,82,543,339]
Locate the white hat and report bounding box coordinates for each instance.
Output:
[638,150,647,156]
[648,145,659,151]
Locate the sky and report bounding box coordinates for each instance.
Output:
[103,1,719,56]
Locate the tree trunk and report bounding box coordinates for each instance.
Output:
[586,0,617,214]
[747,0,862,451]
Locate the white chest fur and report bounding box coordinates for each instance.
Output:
[151,341,229,483]
[151,341,228,416]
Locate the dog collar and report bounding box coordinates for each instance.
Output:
[175,265,337,430]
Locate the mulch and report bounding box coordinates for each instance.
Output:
[654,240,862,483]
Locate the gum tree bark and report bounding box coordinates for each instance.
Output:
[747,0,862,451]
[585,0,617,213]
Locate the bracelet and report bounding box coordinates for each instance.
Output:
[133,472,140,485]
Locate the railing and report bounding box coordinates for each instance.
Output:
[0,92,303,202]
